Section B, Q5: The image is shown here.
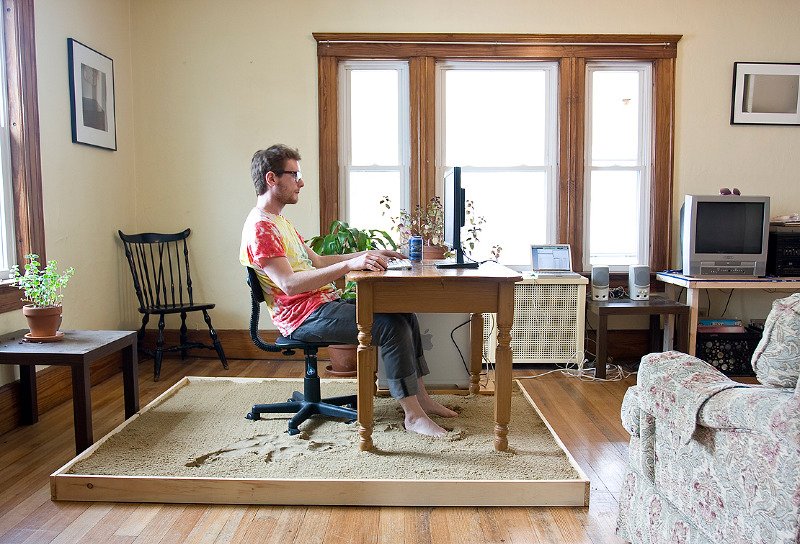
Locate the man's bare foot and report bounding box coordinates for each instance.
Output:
[404,414,447,438]
[418,397,458,418]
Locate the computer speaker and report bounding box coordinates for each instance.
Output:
[591,265,609,300]
[628,264,650,300]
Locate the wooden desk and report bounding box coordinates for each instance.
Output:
[587,294,690,377]
[0,330,139,454]
[347,261,522,452]
[656,272,800,355]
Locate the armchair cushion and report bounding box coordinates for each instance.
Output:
[750,293,800,389]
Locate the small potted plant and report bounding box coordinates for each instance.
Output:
[380,196,502,261]
[308,221,397,375]
[11,254,75,341]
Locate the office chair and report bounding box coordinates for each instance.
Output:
[118,228,227,381]
[244,266,357,435]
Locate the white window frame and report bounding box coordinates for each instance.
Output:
[583,61,653,272]
[435,61,559,269]
[338,60,411,223]
[0,18,16,279]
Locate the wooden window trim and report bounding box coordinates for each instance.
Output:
[0,0,45,313]
[315,33,680,272]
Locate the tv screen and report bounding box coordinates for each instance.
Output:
[694,201,766,254]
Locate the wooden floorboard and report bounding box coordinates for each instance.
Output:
[0,356,635,543]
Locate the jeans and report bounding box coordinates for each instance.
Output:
[288,300,429,399]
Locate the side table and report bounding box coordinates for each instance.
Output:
[0,330,138,454]
[587,294,689,378]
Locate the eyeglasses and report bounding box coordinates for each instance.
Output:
[720,187,740,195]
[276,170,302,181]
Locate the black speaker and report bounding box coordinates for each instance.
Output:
[628,265,650,300]
[591,265,609,300]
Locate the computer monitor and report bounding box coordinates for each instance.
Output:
[436,166,479,269]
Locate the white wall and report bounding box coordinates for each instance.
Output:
[0,0,136,386]
[3,0,799,387]
[129,0,800,332]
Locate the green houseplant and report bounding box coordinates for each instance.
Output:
[308,221,397,376]
[11,254,75,340]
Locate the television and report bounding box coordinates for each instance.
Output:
[436,167,479,269]
[681,194,770,277]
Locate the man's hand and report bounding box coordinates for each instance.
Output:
[349,251,392,271]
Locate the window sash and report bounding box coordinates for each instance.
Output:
[0,15,15,278]
[584,62,653,271]
[436,61,559,266]
[338,60,410,229]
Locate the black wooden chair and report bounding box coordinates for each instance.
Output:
[244,266,357,435]
[118,229,227,381]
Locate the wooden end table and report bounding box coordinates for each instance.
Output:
[587,294,689,378]
[0,330,138,454]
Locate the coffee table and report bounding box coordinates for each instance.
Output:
[0,329,138,454]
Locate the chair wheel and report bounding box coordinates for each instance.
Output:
[287,427,300,436]
[346,418,356,425]
[246,412,260,421]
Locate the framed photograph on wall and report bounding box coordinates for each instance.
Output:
[67,38,117,150]
[731,62,800,125]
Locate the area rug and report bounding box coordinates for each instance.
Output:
[51,377,589,506]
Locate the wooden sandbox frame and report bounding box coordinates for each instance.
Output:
[51,377,590,506]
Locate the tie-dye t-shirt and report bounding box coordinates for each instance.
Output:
[240,207,339,336]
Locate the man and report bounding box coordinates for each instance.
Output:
[240,144,456,437]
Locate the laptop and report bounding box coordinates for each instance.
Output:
[530,244,581,278]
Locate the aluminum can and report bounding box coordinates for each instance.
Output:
[408,235,423,262]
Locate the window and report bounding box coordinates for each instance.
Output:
[0,17,15,277]
[338,61,410,234]
[0,0,46,313]
[315,34,680,274]
[584,62,652,271]
[438,62,558,266]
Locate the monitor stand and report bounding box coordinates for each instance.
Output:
[435,249,480,269]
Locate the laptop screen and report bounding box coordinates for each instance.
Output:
[531,245,573,272]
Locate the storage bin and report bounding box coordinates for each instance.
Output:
[695,330,762,376]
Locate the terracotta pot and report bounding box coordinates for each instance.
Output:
[22,304,63,338]
[423,244,447,261]
[326,344,357,377]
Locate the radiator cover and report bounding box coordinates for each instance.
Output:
[484,277,587,365]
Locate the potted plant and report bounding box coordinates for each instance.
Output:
[11,254,75,341]
[308,221,397,375]
[380,196,502,261]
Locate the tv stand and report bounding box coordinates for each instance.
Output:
[656,271,800,356]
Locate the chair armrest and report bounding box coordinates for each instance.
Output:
[636,351,747,444]
[698,385,799,440]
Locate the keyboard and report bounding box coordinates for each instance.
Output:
[532,271,582,278]
[386,258,412,270]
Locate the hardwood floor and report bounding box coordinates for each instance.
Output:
[0,357,635,543]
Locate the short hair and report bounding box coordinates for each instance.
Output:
[250,144,302,195]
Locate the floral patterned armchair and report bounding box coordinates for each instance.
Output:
[617,293,800,544]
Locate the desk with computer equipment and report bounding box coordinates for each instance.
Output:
[347,261,521,452]
[656,271,800,356]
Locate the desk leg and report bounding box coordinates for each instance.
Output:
[685,288,700,356]
[122,342,139,419]
[596,314,608,379]
[677,312,690,354]
[493,283,514,452]
[356,283,375,452]
[469,313,483,395]
[19,364,38,425]
[71,363,93,455]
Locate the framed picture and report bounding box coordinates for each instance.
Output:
[731,62,800,125]
[68,38,117,150]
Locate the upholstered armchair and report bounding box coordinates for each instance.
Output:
[617,293,800,544]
